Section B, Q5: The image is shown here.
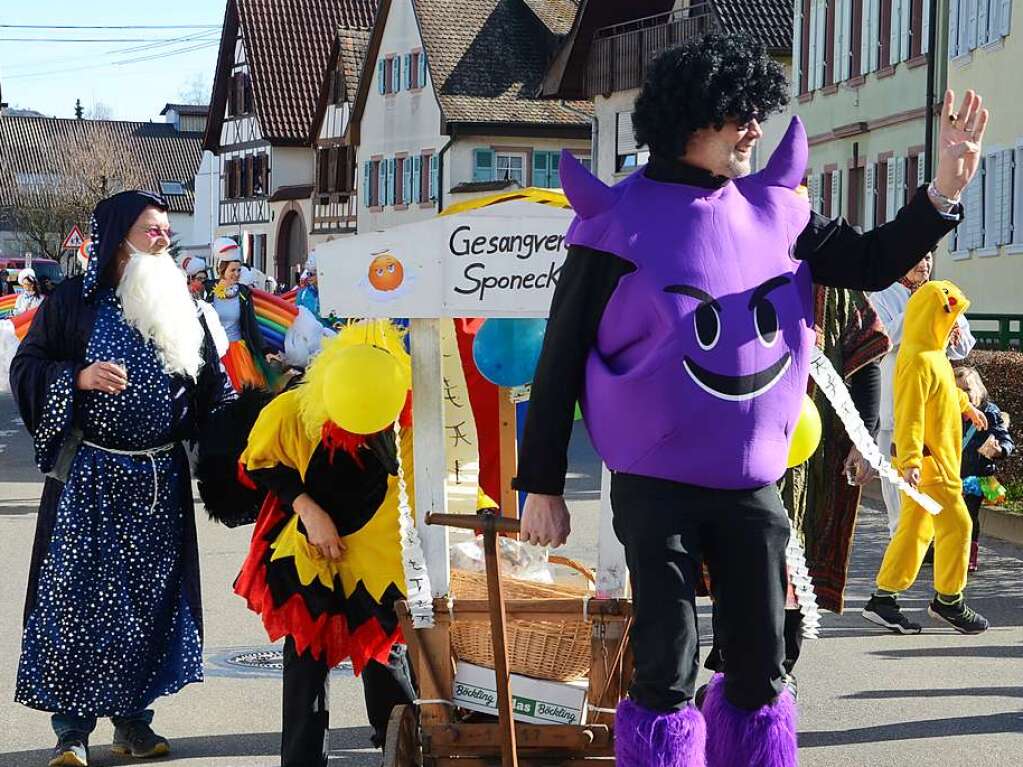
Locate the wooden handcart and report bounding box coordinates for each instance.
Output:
[384,511,633,767]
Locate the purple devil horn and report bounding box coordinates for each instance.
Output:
[758,116,808,189]
[559,149,616,219]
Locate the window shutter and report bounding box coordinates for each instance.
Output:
[843,0,854,78]
[551,151,561,188]
[402,157,412,204]
[835,0,846,81]
[948,0,960,55]
[978,0,990,43]
[890,0,903,62]
[362,161,371,206]
[378,60,386,94]
[864,163,876,229]
[533,152,549,188]
[808,1,819,89]
[392,57,402,92]
[899,0,911,60]
[898,156,909,208]
[1013,144,1023,244]
[1000,148,1013,245]
[964,164,983,248]
[616,112,637,155]
[403,54,411,90]
[793,0,804,95]
[983,152,999,247]
[429,154,439,200]
[473,148,495,182]
[807,173,819,212]
[376,160,386,206]
[917,152,927,186]
[869,0,882,69]
[419,51,428,88]
[921,0,931,52]
[999,0,1012,35]
[885,159,897,221]
[816,0,828,87]
[831,170,842,219]
[966,0,979,49]
[861,0,873,71]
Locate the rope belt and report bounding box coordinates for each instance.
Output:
[81,440,177,513]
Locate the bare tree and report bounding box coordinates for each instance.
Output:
[86,102,114,120]
[3,124,149,272]
[177,74,210,106]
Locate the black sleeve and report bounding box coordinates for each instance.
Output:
[240,287,267,356]
[796,186,961,291]
[848,361,881,439]
[513,245,634,496]
[989,405,1015,459]
[249,465,305,506]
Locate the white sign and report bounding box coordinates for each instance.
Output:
[61,225,85,251]
[316,200,573,319]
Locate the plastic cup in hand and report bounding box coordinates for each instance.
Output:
[112,358,129,388]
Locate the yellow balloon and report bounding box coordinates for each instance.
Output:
[323,344,408,435]
[787,394,822,468]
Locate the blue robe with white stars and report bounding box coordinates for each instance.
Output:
[10,277,233,716]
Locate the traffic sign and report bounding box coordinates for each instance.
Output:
[62,225,86,251]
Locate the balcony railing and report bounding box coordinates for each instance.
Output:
[586,5,717,97]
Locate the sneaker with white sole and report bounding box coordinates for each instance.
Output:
[928,597,989,634]
[862,594,922,634]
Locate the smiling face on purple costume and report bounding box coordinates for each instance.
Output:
[558,117,815,490]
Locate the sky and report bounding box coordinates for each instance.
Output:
[0,0,226,122]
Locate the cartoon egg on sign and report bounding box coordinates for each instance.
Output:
[367,251,404,292]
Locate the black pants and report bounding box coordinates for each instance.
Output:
[611,473,791,712]
[707,609,804,676]
[965,493,983,543]
[281,636,415,767]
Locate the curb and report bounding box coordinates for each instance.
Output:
[980,506,1023,547]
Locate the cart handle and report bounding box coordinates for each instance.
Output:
[426,511,521,535]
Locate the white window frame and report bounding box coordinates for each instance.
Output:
[495,153,526,186]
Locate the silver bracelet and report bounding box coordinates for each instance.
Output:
[927,181,960,211]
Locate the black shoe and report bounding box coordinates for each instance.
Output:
[928,597,990,634]
[694,683,709,709]
[111,722,170,759]
[862,595,922,634]
[49,733,89,767]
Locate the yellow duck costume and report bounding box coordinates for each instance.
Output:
[875,280,974,597]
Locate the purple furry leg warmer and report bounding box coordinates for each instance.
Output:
[703,674,798,767]
[615,697,707,767]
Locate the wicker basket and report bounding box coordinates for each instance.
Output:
[449,556,595,682]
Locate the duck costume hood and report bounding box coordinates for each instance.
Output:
[561,117,813,489]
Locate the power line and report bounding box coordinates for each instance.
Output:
[0,24,219,30]
[3,41,219,80]
[0,37,198,42]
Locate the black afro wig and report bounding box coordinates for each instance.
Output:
[632,32,790,160]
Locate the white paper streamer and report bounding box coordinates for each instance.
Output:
[395,421,435,628]
[808,348,942,515]
[785,535,821,639]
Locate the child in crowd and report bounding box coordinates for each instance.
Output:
[956,366,1014,572]
[863,281,990,635]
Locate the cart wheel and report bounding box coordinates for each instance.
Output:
[383,704,421,767]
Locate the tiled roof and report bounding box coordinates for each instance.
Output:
[712,0,793,53]
[207,0,375,149]
[521,0,579,37]
[160,103,210,116]
[238,0,375,142]
[0,117,202,214]
[338,27,372,98]
[412,0,592,127]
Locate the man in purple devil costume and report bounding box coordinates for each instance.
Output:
[515,34,988,766]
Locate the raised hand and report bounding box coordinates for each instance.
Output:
[933,89,989,201]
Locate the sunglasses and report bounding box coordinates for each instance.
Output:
[138,225,174,239]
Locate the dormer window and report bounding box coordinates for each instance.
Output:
[159,181,186,196]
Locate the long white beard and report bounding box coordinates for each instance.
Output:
[117,251,205,380]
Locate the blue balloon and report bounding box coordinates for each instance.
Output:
[472,318,547,387]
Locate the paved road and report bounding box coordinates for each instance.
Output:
[1,391,1020,765]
